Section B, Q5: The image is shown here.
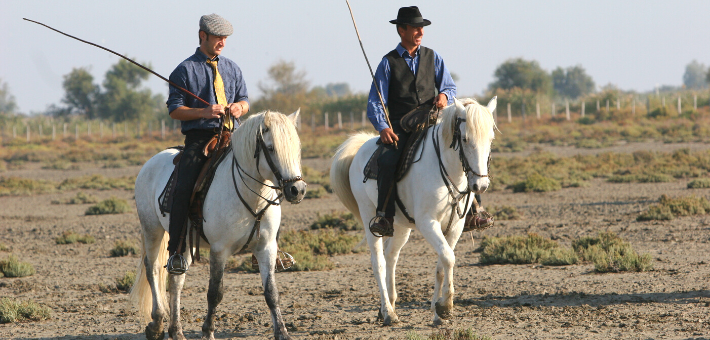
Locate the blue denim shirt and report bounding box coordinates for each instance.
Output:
[167,48,249,133]
[367,43,456,132]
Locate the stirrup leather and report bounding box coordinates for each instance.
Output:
[165,253,189,275]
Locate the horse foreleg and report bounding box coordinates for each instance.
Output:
[419,224,456,325]
[255,245,291,340]
[143,232,169,340]
[201,249,227,340]
[384,227,411,309]
[167,250,191,340]
[366,231,398,325]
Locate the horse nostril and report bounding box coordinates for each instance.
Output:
[290,186,298,197]
[473,184,479,192]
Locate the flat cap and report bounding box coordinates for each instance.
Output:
[199,14,233,36]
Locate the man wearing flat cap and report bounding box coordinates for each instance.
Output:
[165,13,249,274]
[367,6,493,237]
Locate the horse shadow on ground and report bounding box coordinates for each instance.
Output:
[455,289,710,309]
[15,329,260,340]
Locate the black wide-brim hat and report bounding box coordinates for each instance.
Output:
[389,6,431,27]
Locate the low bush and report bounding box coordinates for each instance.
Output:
[115,271,136,292]
[110,240,138,257]
[572,232,653,272]
[85,197,129,215]
[479,233,578,266]
[688,178,710,189]
[637,194,710,221]
[309,212,361,231]
[405,328,492,340]
[52,191,99,205]
[0,298,51,323]
[55,230,95,244]
[0,255,36,278]
[511,173,561,193]
[276,229,363,271]
[304,185,326,199]
[0,177,56,196]
[0,243,8,252]
[486,205,521,220]
[58,175,135,191]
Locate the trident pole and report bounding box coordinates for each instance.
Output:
[345,0,397,148]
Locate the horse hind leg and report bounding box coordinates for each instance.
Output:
[139,229,170,340]
[167,250,192,340]
[255,245,291,340]
[201,249,228,340]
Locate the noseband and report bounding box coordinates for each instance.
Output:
[230,126,306,252]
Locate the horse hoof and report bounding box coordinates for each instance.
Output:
[434,301,453,320]
[384,313,399,326]
[145,323,164,340]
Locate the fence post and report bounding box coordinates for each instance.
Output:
[161,120,165,139]
[148,122,152,137]
[677,96,681,114]
[13,126,16,139]
[361,111,366,127]
[88,122,91,137]
[324,112,329,131]
[75,124,79,140]
[694,94,697,110]
[521,101,526,123]
[52,124,56,140]
[632,100,636,115]
[337,112,342,130]
[26,125,30,143]
[551,103,556,117]
[647,96,651,113]
[100,122,104,138]
[536,102,540,119]
[39,123,43,138]
[606,100,609,114]
[662,97,665,107]
[581,101,585,117]
[565,100,570,120]
[112,123,116,139]
[124,123,128,138]
[596,100,600,112]
[507,103,511,123]
[311,114,315,132]
[137,121,140,138]
[350,112,354,130]
[616,100,620,110]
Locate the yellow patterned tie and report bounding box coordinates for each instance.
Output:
[206,59,232,130]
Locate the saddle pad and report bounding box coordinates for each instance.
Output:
[158,146,184,215]
[363,126,429,182]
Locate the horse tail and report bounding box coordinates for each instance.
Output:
[129,231,170,322]
[330,132,375,225]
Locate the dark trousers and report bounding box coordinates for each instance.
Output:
[167,129,217,254]
[376,121,411,217]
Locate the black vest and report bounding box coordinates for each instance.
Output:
[385,46,436,121]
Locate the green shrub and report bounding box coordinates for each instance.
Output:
[110,240,138,257]
[405,328,492,340]
[115,271,136,292]
[309,212,361,231]
[479,233,578,266]
[55,230,95,244]
[0,255,35,278]
[273,229,363,271]
[103,161,126,169]
[511,173,561,193]
[688,178,710,189]
[0,243,8,252]
[486,205,521,220]
[638,194,710,221]
[0,177,56,196]
[58,175,135,191]
[85,197,129,215]
[52,191,99,205]
[0,298,51,323]
[572,232,653,273]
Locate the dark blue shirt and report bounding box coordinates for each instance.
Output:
[367,43,456,132]
[167,48,249,133]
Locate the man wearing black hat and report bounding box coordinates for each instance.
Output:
[367,6,493,237]
[164,13,249,274]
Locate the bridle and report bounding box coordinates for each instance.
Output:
[432,115,491,236]
[230,126,306,252]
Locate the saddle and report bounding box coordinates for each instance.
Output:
[158,130,232,261]
[363,104,439,182]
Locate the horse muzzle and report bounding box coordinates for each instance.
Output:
[284,179,307,204]
[468,175,490,194]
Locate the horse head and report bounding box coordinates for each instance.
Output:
[234,109,307,203]
[442,97,497,194]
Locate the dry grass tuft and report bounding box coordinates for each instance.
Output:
[55,230,95,244]
[310,212,361,231]
[110,240,138,257]
[115,271,136,292]
[0,298,51,323]
[572,232,653,273]
[479,233,578,266]
[637,194,710,221]
[0,255,36,278]
[688,178,710,189]
[85,197,129,215]
[486,205,521,220]
[0,177,56,196]
[406,328,492,340]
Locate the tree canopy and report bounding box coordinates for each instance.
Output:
[552,65,595,99]
[489,58,552,95]
[61,67,99,118]
[0,78,17,115]
[683,60,707,89]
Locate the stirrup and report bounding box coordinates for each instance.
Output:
[463,210,494,232]
[369,214,394,238]
[165,253,188,275]
[251,250,296,272]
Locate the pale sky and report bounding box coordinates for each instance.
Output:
[1,0,709,114]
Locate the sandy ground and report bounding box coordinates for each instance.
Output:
[1,142,710,340]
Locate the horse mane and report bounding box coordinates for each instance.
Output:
[232,111,301,178]
[440,98,496,146]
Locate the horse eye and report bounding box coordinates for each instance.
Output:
[462,137,468,143]
[267,145,275,152]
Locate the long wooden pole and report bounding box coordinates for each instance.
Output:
[344,1,396,148]
[24,18,210,107]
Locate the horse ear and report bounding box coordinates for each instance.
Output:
[288,108,301,124]
[454,98,466,112]
[487,96,498,113]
